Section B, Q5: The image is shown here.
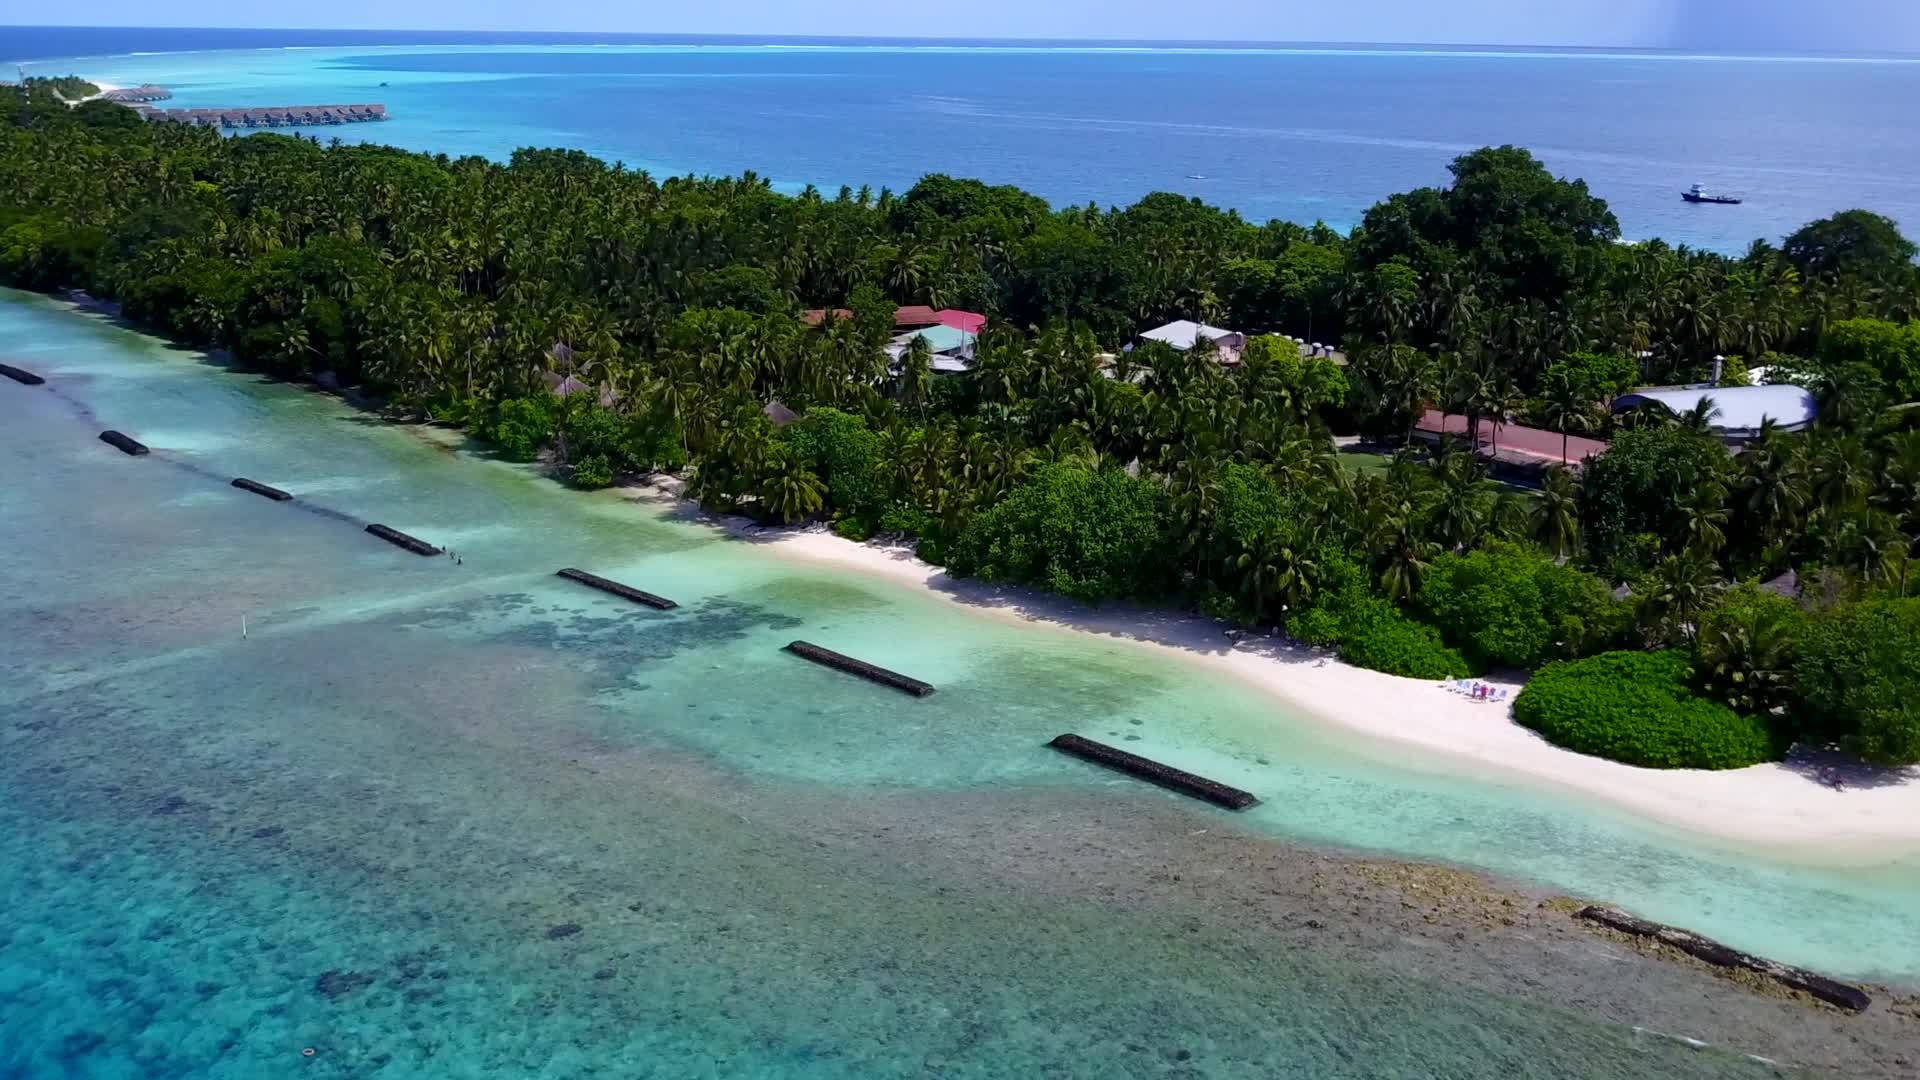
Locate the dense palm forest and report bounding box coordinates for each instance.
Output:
[4,85,1919,767]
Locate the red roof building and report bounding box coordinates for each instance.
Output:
[934,309,987,334]
[892,305,942,329]
[802,305,987,332]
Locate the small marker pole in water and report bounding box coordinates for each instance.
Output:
[242,614,248,640]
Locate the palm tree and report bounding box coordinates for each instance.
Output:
[1806,434,1874,517]
[1356,344,1434,445]
[1481,375,1528,461]
[1677,395,1722,434]
[1732,420,1809,559]
[1374,514,1436,603]
[1429,454,1490,552]
[1874,429,1920,553]
[1822,508,1904,587]
[756,447,825,524]
[1538,367,1597,465]
[1636,554,1722,646]
[1169,452,1226,576]
[898,335,933,416]
[1230,528,1321,624]
[1533,466,1581,557]
[1678,481,1730,557]
[1694,585,1799,714]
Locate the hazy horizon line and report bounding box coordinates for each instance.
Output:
[8,25,1919,62]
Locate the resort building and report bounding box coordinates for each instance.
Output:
[1138,320,1247,364]
[142,104,388,128]
[102,85,173,103]
[803,306,987,335]
[1610,384,1818,442]
[887,324,978,374]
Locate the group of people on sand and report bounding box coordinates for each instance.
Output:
[1447,680,1508,703]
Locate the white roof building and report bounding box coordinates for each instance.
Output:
[885,324,978,374]
[1139,320,1244,352]
[1611,385,1818,439]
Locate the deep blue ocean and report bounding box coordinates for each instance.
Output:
[9,25,1920,250]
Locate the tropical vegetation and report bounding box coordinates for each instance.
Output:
[4,81,1918,765]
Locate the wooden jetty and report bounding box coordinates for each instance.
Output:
[1047,734,1259,810]
[364,523,441,557]
[556,568,678,610]
[143,104,388,129]
[783,641,934,697]
[232,477,294,502]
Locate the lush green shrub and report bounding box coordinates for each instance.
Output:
[832,517,874,542]
[1338,600,1472,679]
[1793,598,1920,765]
[1287,606,1345,649]
[1420,545,1628,670]
[1281,552,1469,678]
[1282,550,1374,649]
[783,407,883,522]
[566,404,629,468]
[571,453,614,490]
[947,462,1169,604]
[1515,651,1782,769]
[877,503,935,538]
[493,396,556,462]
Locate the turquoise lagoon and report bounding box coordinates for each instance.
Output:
[3,289,1917,1077]
[20,35,1920,253]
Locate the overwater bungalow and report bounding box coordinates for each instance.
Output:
[103,84,173,103]
[133,102,390,129]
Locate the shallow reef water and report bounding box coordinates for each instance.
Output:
[1,292,1914,1076]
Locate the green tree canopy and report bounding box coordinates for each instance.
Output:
[1783,210,1918,287]
[1793,598,1920,765]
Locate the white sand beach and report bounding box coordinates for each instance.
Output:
[663,496,1920,857]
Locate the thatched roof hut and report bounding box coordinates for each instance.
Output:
[763,400,799,428]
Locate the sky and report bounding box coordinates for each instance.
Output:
[13,1,1920,53]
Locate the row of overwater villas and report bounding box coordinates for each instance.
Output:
[136,104,389,128]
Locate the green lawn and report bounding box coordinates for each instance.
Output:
[1337,447,1541,501]
[1336,448,1398,476]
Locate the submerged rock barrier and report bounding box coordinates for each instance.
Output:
[98,430,149,456]
[0,362,45,385]
[1576,905,1871,1012]
[1047,734,1260,811]
[556,568,678,610]
[783,641,934,697]
[364,523,441,557]
[231,477,294,502]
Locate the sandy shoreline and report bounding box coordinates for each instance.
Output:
[619,479,1920,858]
